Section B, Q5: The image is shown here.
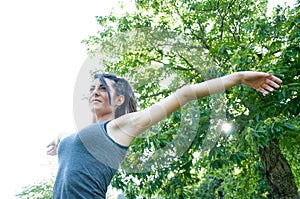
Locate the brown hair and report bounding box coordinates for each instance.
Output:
[94,73,138,118]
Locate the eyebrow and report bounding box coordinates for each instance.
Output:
[90,83,106,90]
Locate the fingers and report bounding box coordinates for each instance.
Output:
[47,140,55,148]
[268,74,282,84]
[262,83,273,93]
[265,75,282,89]
[47,141,58,156]
[257,87,267,94]
[47,146,57,156]
[267,75,282,88]
[47,151,57,156]
[257,74,282,95]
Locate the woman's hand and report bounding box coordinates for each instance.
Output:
[46,131,74,156]
[239,71,282,94]
[47,138,59,156]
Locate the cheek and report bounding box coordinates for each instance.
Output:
[102,92,110,101]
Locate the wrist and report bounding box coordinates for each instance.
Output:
[221,72,242,86]
[231,72,243,85]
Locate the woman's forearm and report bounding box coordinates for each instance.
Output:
[181,72,242,101]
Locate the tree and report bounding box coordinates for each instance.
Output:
[16,179,53,199]
[16,179,122,199]
[82,0,299,198]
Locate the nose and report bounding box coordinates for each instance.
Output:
[89,88,99,104]
[91,88,99,96]
[90,84,102,98]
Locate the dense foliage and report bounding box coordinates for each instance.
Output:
[82,0,299,198]
[16,180,53,199]
[17,0,299,198]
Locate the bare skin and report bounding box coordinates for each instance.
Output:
[47,71,282,154]
[88,78,124,122]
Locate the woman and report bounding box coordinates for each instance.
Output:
[47,71,282,198]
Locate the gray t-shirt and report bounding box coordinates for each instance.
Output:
[52,121,128,199]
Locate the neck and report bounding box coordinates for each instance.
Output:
[92,113,115,123]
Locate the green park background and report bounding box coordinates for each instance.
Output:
[17,0,299,198]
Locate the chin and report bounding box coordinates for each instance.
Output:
[89,105,99,114]
[90,107,100,113]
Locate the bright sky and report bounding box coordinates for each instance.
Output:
[0,0,135,198]
[0,0,296,198]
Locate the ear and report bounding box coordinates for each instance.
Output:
[115,95,125,106]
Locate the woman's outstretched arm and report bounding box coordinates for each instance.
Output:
[107,71,282,146]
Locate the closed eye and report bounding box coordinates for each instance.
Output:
[99,85,107,91]
[89,86,95,93]
[89,85,107,93]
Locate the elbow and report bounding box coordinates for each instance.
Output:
[176,85,196,103]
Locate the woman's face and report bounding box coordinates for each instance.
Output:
[88,78,116,120]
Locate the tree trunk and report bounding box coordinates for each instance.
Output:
[259,139,298,199]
